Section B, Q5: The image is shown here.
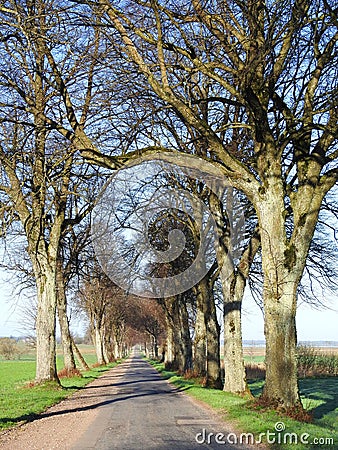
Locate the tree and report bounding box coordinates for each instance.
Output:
[75,0,337,408]
[0,0,106,382]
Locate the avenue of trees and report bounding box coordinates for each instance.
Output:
[0,0,337,411]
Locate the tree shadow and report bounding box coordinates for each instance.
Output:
[247,377,337,422]
[298,377,338,420]
[0,384,186,429]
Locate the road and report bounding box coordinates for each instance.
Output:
[72,350,245,450]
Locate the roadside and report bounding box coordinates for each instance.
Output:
[149,360,337,450]
[0,358,130,450]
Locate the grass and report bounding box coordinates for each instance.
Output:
[0,345,122,431]
[243,355,265,363]
[149,360,337,449]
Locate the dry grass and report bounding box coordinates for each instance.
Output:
[245,363,266,379]
[57,367,82,379]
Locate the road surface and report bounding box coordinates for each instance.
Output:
[72,350,244,450]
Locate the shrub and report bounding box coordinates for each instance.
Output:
[57,367,82,378]
[297,345,338,377]
[0,337,18,360]
[182,368,201,380]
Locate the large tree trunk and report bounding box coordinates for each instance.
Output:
[262,285,298,406]
[210,191,247,393]
[205,286,221,389]
[163,296,192,372]
[177,295,193,372]
[194,278,221,387]
[56,258,76,371]
[257,182,307,408]
[35,264,59,383]
[193,299,206,376]
[221,269,247,394]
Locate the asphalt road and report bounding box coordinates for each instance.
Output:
[72,350,247,450]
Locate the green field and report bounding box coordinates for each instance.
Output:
[0,345,120,431]
[149,360,337,450]
[243,355,265,363]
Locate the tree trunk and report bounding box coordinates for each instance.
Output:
[56,259,76,371]
[194,278,221,387]
[94,325,106,365]
[103,330,115,362]
[193,300,206,376]
[177,295,193,372]
[205,287,222,389]
[163,296,192,372]
[257,185,302,408]
[221,269,248,394]
[164,315,175,367]
[262,289,298,407]
[209,190,247,393]
[113,323,125,359]
[153,335,159,358]
[35,265,59,383]
[71,338,90,371]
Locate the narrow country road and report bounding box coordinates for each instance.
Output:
[0,350,255,450]
[72,350,244,450]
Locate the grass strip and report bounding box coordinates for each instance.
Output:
[148,360,337,449]
[0,359,122,431]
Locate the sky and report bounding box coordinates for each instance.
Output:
[0,278,337,342]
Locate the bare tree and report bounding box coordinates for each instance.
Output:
[72,0,338,409]
[0,0,111,382]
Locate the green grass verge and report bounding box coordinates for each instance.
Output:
[149,360,337,449]
[244,355,265,363]
[0,352,122,431]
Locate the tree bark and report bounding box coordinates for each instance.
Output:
[193,298,206,376]
[194,278,221,387]
[205,287,222,389]
[222,277,247,394]
[164,313,175,367]
[93,325,106,365]
[177,295,193,373]
[209,191,248,393]
[71,338,90,371]
[163,296,192,372]
[35,264,59,383]
[257,184,303,407]
[56,258,76,371]
[262,291,298,406]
